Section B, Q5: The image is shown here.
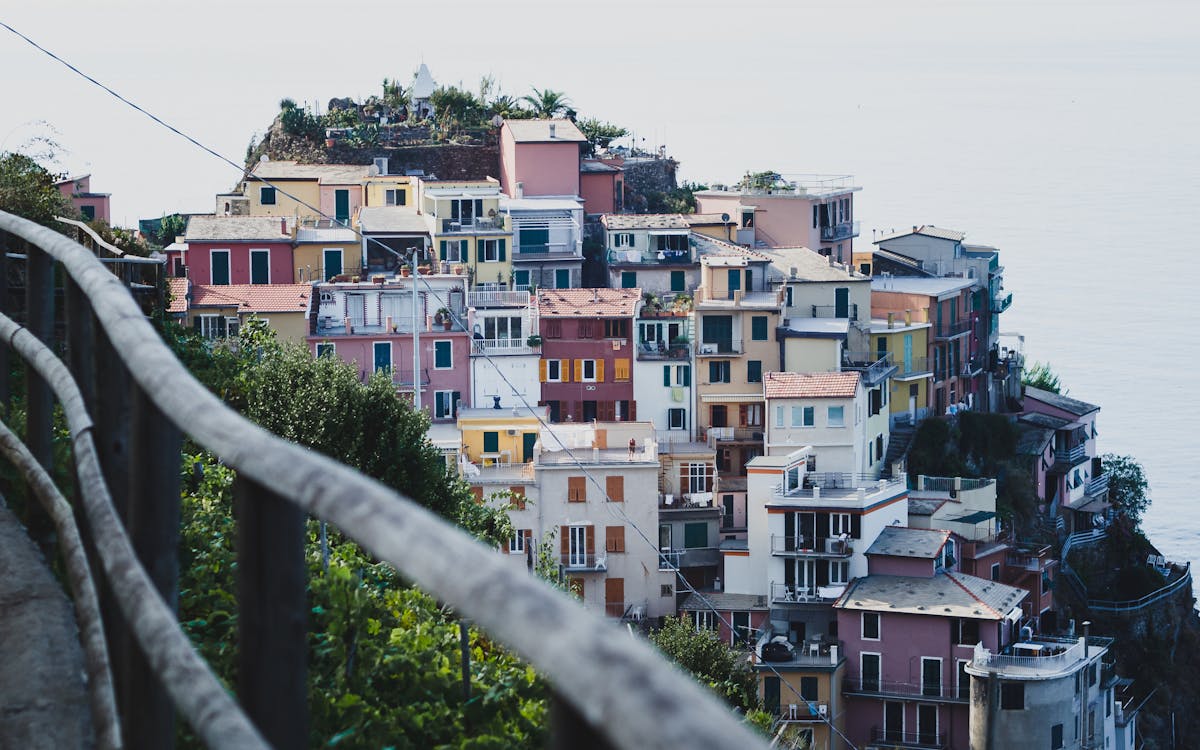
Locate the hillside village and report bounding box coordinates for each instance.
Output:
[65,70,1193,750]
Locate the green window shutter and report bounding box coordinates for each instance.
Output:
[663,365,671,387]
[192,317,202,332]
[435,341,452,368]
[671,270,685,292]
[764,676,780,713]
[440,240,447,261]
[477,240,485,263]
[709,361,720,382]
[483,431,499,453]
[498,238,506,261]
[748,360,762,382]
[682,365,691,386]
[622,271,637,289]
[752,316,768,341]
[684,522,707,548]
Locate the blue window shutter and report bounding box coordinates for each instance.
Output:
[499,238,507,261]
[663,365,670,387]
[440,241,447,261]
[682,365,691,386]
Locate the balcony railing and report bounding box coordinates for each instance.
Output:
[472,337,536,355]
[607,248,693,265]
[560,553,607,572]
[658,547,721,570]
[697,339,743,356]
[659,492,717,510]
[811,303,859,320]
[894,356,933,378]
[845,678,966,703]
[441,216,506,233]
[843,352,897,386]
[869,726,947,749]
[636,341,691,360]
[819,221,860,242]
[915,476,995,492]
[769,581,846,604]
[770,534,852,557]
[0,209,768,750]
[467,289,530,307]
[512,243,581,260]
[933,319,972,339]
[991,291,1013,314]
[1054,444,1088,466]
[1085,471,1110,497]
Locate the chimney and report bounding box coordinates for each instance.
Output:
[593,289,599,303]
[904,309,912,326]
[912,225,918,233]
[281,217,287,235]
[812,486,820,500]
[549,122,557,138]
[343,316,351,334]
[515,181,524,198]
[887,312,895,329]
[385,315,393,332]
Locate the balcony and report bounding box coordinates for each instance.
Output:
[819,221,860,242]
[1085,470,1110,497]
[560,553,607,572]
[893,356,932,379]
[696,339,743,356]
[844,677,967,704]
[932,320,972,340]
[659,492,717,511]
[1054,444,1088,467]
[811,303,860,321]
[706,427,764,445]
[463,460,536,483]
[604,601,646,620]
[868,727,947,749]
[770,534,852,558]
[607,248,693,266]
[441,216,506,234]
[636,340,691,361]
[472,337,537,355]
[769,581,846,604]
[512,243,582,261]
[991,291,1013,314]
[467,289,531,307]
[842,352,898,387]
[658,547,721,570]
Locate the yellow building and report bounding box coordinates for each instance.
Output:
[242,161,369,221]
[421,179,514,287]
[167,278,312,345]
[362,174,414,208]
[457,405,543,467]
[757,653,847,750]
[870,315,933,422]
[293,222,363,282]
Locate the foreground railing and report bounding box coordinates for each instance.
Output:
[0,210,767,750]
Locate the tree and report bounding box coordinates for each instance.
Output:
[738,170,783,191]
[155,213,189,247]
[1103,454,1150,527]
[648,615,759,712]
[1022,361,1065,394]
[430,86,484,131]
[520,88,572,119]
[381,77,409,112]
[576,117,628,156]
[488,95,533,120]
[0,151,73,228]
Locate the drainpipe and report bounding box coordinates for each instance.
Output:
[986,669,999,750]
[412,253,421,410]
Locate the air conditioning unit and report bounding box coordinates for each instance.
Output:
[506,429,519,436]
[700,344,716,354]
[817,703,828,717]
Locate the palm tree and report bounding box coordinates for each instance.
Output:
[381,78,409,112]
[521,87,572,118]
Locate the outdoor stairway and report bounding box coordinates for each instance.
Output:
[0,501,93,748]
[882,423,917,479]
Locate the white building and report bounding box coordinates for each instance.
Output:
[466,287,540,410]
[501,196,584,290]
[633,307,696,440]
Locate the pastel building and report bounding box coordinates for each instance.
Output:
[579,158,623,216]
[361,172,414,208]
[466,286,541,411]
[633,305,695,439]
[537,288,640,423]
[498,118,586,199]
[868,314,934,426]
[166,278,312,344]
[55,174,110,223]
[358,206,431,276]
[602,214,697,295]
[694,175,860,264]
[503,196,585,289]
[242,161,369,223]
[307,273,470,421]
[657,441,721,591]
[1020,387,1108,532]
[835,526,1028,750]
[293,221,362,282]
[754,637,847,750]
[182,216,295,286]
[420,179,513,287]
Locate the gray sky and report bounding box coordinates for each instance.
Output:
[1,0,1195,226]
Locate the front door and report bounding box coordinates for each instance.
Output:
[918,704,938,745]
[884,701,904,741]
[335,189,350,225]
[605,578,624,617]
[835,287,849,318]
[522,432,537,463]
[323,248,343,281]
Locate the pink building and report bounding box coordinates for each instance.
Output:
[579,158,623,216]
[1020,387,1107,533]
[182,216,296,285]
[307,275,472,422]
[55,174,110,223]
[499,119,586,198]
[538,288,641,423]
[836,526,1027,750]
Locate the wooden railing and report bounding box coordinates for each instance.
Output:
[0,210,767,750]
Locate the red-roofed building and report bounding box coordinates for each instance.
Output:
[181,216,297,286]
[537,288,642,422]
[55,174,110,223]
[167,279,312,343]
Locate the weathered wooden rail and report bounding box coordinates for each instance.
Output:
[0,208,769,749]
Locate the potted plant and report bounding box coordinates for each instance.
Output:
[417,264,431,275]
[400,266,411,277]
[671,335,690,355]
[671,293,693,313]
[526,334,543,348]
[436,307,453,330]
[453,264,465,275]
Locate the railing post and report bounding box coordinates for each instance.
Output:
[0,232,9,408]
[236,476,308,749]
[550,690,617,750]
[124,384,183,749]
[24,240,55,553]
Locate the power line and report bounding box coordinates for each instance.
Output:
[0,21,856,746]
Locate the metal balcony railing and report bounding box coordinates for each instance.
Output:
[1085,471,1110,496]
[560,553,607,572]
[696,339,743,356]
[819,221,860,242]
[0,209,767,750]
[845,678,966,703]
[472,337,536,355]
[1055,444,1088,466]
[933,319,972,339]
[811,303,859,320]
[991,291,1013,314]
[770,534,853,557]
[441,216,505,233]
[467,289,530,307]
[869,726,948,748]
[768,581,847,604]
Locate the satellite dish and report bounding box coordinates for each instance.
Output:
[367,165,380,176]
[721,213,730,222]
[259,154,269,163]
[491,114,504,128]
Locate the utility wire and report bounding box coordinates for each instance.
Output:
[0,20,857,747]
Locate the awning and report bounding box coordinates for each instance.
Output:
[699,393,763,404]
[950,510,996,525]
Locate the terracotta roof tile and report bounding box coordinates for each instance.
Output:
[189,284,312,314]
[167,278,188,314]
[762,371,860,399]
[537,288,641,318]
[601,214,690,230]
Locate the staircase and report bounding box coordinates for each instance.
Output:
[881,423,917,479]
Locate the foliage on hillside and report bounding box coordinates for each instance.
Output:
[1022,361,1065,394]
[0,151,73,227]
[648,615,759,714]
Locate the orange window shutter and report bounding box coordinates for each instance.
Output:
[568,476,586,502]
[606,525,625,553]
[561,359,571,382]
[586,525,595,555]
[596,359,605,382]
[539,359,548,383]
[574,359,584,382]
[606,475,624,502]
[560,526,569,557]
[679,466,688,495]
[594,429,607,449]
[523,529,533,548]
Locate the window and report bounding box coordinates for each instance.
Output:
[742,403,762,427]
[449,198,483,222]
[692,610,718,632]
[544,320,562,338]
[1051,724,1064,749]
[315,342,335,358]
[861,653,881,691]
[621,271,637,288]
[604,319,629,338]
[774,406,784,428]
[920,658,943,698]
[580,359,598,382]
[751,316,768,341]
[710,404,728,427]
[1042,569,1052,595]
[747,360,762,383]
[578,321,594,339]
[740,209,754,228]
[613,232,634,248]
[439,239,466,262]
[434,340,453,369]
[434,390,460,420]
[784,465,801,493]
[546,359,564,382]
[260,186,276,205]
[686,463,712,493]
[195,315,234,340]
[484,316,523,342]
[509,486,527,510]
[372,341,392,374]
[250,248,270,284]
[668,408,686,430]
[827,406,845,427]
[482,431,499,454]
[1000,682,1024,710]
[684,522,707,548]
[709,360,730,383]
[568,476,586,502]
[800,676,819,702]
[80,205,95,220]
[210,249,230,285]
[790,406,814,427]
[479,239,505,262]
[670,270,685,292]
[661,584,674,598]
[954,619,981,646]
[830,561,849,584]
[862,612,880,640]
[731,611,751,645]
[606,476,624,503]
[509,529,531,554]
[567,525,591,567]
[384,188,406,206]
[554,269,570,289]
[605,525,625,552]
[991,562,1001,581]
